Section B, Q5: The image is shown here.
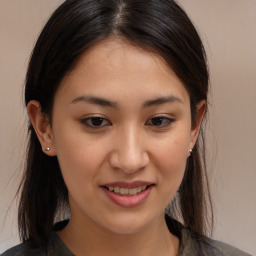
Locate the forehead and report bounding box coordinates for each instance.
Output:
[57,37,189,104]
[70,38,174,79]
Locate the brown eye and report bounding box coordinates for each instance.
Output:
[81,117,111,128]
[146,116,175,127]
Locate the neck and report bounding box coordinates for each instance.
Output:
[58,213,179,256]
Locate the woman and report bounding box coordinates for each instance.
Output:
[2,0,251,255]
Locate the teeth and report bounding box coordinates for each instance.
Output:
[129,188,138,195]
[120,188,128,195]
[106,185,148,195]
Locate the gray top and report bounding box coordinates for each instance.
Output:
[2,226,252,256]
[179,228,252,256]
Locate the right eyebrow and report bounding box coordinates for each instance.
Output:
[142,95,184,108]
[70,95,118,108]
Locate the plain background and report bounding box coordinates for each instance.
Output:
[0,0,255,254]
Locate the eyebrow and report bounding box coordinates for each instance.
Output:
[142,96,184,107]
[71,95,183,108]
[71,96,118,108]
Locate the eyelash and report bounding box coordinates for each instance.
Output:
[80,116,111,128]
[80,115,175,129]
[145,115,176,127]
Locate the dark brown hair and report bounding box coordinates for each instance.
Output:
[19,0,212,246]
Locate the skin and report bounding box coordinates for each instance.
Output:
[28,38,205,256]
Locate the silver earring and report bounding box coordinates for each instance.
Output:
[45,147,50,152]
[189,149,193,153]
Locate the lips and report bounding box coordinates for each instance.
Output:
[101,181,154,207]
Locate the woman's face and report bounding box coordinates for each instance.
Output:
[48,38,201,234]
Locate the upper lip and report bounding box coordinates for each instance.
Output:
[101,181,154,188]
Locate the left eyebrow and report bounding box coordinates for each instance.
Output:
[142,96,184,108]
[71,96,118,108]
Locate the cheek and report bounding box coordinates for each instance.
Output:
[153,131,190,191]
[154,129,190,166]
[53,127,108,191]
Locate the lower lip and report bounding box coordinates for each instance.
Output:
[102,186,153,207]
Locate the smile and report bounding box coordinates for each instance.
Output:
[101,182,154,207]
[104,186,147,195]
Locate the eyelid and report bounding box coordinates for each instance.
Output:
[145,114,176,127]
[80,115,111,128]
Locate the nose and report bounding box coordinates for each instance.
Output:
[108,126,149,174]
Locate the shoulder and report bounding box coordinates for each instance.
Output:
[1,242,46,256]
[180,228,253,256]
[206,239,252,256]
[1,231,73,256]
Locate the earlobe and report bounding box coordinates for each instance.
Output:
[27,100,56,156]
[189,100,206,151]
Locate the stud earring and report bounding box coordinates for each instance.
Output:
[189,149,193,153]
[45,147,50,152]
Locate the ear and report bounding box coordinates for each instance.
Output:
[27,100,56,156]
[189,100,206,152]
